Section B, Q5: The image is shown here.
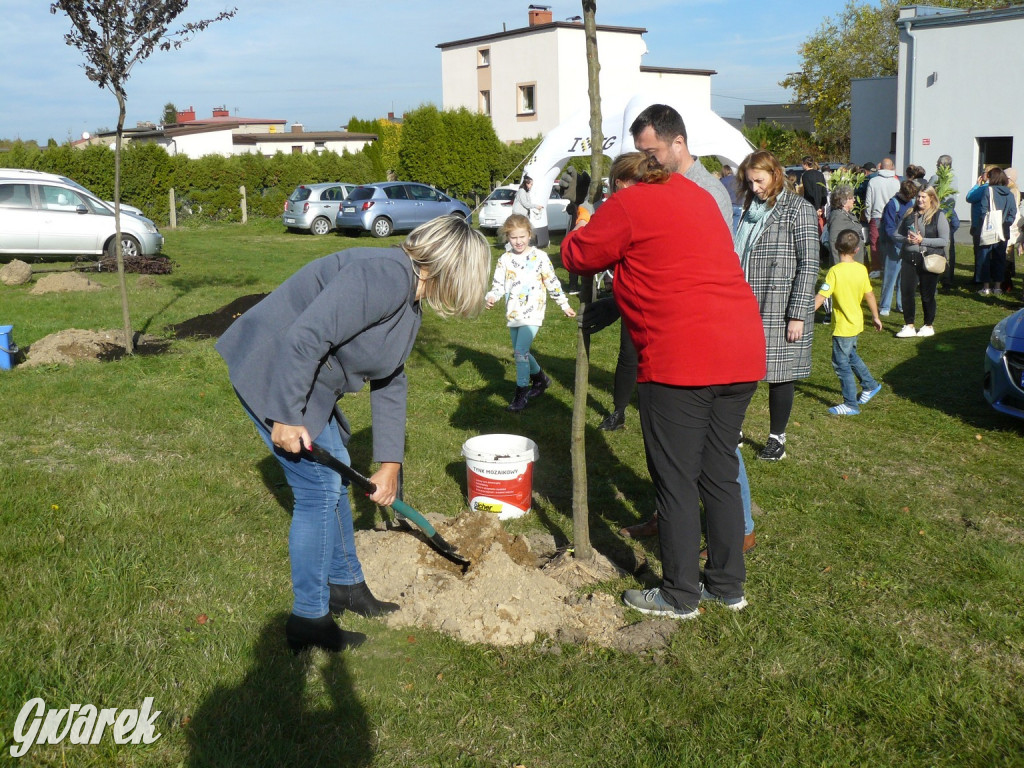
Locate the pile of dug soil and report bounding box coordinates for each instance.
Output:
[22,329,169,367]
[30,272,102,294]
[356,511,678,651]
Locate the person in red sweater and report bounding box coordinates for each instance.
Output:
[562,156,766,619]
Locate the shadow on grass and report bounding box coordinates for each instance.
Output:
[186,613,372,768]
[884,323,1024,429]
[440,341,655,567]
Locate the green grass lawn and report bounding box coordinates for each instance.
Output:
[1,219,1022,767]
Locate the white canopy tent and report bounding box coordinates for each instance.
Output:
[521,92,754,219]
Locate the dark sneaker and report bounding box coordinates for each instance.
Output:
[622,587,700,620]
[527,370,551,398]
[757,437,786,461]
[507,386,530,412]
[698,582,748,611]
[598,409,625,431]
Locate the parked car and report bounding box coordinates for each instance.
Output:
[477,183,571,234]
[0,168,144,216]
[983,307,1024,419]
[282,182,357,235]
[0,175,163,259]
[335,182,471,238]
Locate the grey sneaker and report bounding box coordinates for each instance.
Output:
[699,582,748,611]
[622,588,700,620]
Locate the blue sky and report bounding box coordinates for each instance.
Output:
[1,0,850,144]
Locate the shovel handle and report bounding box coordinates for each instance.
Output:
[304,444,440,539]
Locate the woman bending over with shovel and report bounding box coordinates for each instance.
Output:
[217,215,490,653]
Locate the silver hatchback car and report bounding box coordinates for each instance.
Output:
[283,182,356,235]
[336,182,471,238]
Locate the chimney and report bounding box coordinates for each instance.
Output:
[177,106,196,123]
[212,106,230,118]
[528,4,552,26]
[291,123,304,133]
[388,111,395,121]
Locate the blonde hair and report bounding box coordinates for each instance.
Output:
[915,185,941,225]
[501,213,533,240]
[737,150,786,208]
[403,215,491,319]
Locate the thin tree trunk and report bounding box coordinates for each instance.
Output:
[114,94,133,353]
[570,0,603,563]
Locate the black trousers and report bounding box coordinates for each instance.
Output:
[901,252,939,326]
[637,380,757,609]
[611,320,639,412]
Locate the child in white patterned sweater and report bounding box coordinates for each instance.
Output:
[485,214,576,412]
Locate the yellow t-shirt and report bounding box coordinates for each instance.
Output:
[817,261,873,337]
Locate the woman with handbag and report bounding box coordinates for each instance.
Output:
[892,186,949,338]
[966,167,1018,296]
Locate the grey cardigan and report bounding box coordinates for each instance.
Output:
[216,247,422,463]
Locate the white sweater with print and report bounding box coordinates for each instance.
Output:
[485,246,570,327]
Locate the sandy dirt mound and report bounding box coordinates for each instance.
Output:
[356,511,677,651]
[30,272,102,294]
[22,328,169,367]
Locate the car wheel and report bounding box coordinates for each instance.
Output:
[310,216,332,236]
[371,217,393,238]
[107,234,141,259]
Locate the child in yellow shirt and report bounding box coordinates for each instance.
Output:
[814,229,884,415]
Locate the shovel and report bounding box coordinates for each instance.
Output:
[304,444,470,569]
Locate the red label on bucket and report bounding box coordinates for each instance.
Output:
[466,464,533,516]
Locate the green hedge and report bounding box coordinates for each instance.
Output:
[2,112,537,227]
[1,141,383,226]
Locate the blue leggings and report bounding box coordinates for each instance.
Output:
[510,325,541,386]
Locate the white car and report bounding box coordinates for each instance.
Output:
[478,184,571,234]
[0,168,145,216]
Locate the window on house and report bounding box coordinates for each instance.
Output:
[291,145,302,154]
[480,90,491,116]
[478,48,490,67]
[519,84,536,115]
[315,141,326,153]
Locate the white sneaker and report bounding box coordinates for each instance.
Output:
[879,309,890,317]
[917,325,935,337]
[896,325,917,338]
[869,270,881,279]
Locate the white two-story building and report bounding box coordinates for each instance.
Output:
[437,5,715,144]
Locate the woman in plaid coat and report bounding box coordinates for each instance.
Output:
[735,150,819,461]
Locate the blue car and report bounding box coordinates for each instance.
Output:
[335,182,470,238]
[984,307,1024,419]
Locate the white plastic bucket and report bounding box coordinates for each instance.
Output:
[462,433,538,520]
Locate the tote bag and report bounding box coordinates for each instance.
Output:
[979,186,1006,246]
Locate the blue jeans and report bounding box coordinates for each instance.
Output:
[510,325,540,386]
[879,241,903,313]
[239,394,364,619]
[737,446,753,535]
[831,335,878,408]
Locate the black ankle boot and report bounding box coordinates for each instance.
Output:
[526,370,551,398]
[598,409,625,431]
[285,613,365,654]
[507,385,530,412]
[329,581,399,617]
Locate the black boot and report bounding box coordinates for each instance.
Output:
[599,409,625,431]
[285,613,365,654]
[329,581,399,617]
[507,385,530,412]
[527,370,551,398]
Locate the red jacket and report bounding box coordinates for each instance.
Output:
[561,174,766,386]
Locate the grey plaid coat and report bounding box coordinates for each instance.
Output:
[741,190,819,383]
